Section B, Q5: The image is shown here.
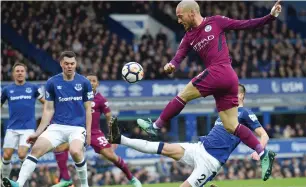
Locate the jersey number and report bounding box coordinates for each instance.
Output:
[197,174,206,183]
[82,131,86,139]
[97,136,108,146]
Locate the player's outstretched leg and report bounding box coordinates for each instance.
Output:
[219,108,276,181]
[109,117,184,161]
[137,82,201,136]
[52,144,73,187]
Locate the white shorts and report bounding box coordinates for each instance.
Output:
[40,124,86,148]
[3,129,35,149]
[178,142,222,187]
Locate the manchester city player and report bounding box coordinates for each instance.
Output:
[1,63,44,179]
[137,0,281,179]
[2,51,93,187]
[109,84,276,187]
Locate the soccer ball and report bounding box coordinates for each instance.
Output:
[121,62,144,84]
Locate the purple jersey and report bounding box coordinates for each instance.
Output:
[170,14,276,68]
[91,92,111,131]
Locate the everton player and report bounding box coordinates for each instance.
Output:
[3,51,93,187]
[110,84,275,187]
[51,74,142,187]
[1,63,44,179]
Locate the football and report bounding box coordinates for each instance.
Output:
[121,62,144,84]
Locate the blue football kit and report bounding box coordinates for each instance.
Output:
[45,73,93,127]
[1,83,43,130]
[200,107,261,164]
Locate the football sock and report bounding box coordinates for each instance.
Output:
[121,135,164,154]
[154,96,186,129]
[234,124,265,155]
[17,155,38,186]
[55,150,71,180]
[114,156,133,180]
[1,158,12,178]
[75,159,88,187]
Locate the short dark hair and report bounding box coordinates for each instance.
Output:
[238,84,246,100]
[86,73,98,78]
[59,51,76,62]
[12,62,27,72]
[238,83,246,94]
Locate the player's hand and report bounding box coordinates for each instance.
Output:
[26,133,39,145]
[86,133,91,146]
[270,0,282,17]
[250,151,260,161]
[164,63,176,74]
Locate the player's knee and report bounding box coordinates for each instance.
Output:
[17,150,27,160]
[3,150,13,160]
[161,143,184,161]
[69,148,82,160]
[31,144,46,158]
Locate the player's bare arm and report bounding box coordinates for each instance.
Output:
[105,112,112,126]
[251,127,270,161]
[84,101,92,146]
[216,0,281,31]
[39,97,45,104]
[27,100,54,144]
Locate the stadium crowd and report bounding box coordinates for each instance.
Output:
[1,1,306,82]
[8,155,306,186]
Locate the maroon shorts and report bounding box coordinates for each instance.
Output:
[91,130,111,153]
[191,64,238,112]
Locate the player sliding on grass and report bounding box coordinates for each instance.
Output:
[137,0,281,181]
[111,84,275,187]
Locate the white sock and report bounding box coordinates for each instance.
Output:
[17,155,38,186]
[20,158,25,167]
[259,150,265,157]
[1,158,12,178]
[153,123,160,129]
[75,159,88,187]
[121,135,162,154]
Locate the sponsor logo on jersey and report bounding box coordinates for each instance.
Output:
[91,101,95,107]
[57,86,62,90]
[193,35,214,52]
[25,87,32,93]
[205,24,212,32]
[74,84,82,91]
[58,96,83,102]
[46,91,50,99]
[214,120,223,126]
[9,90,14,93]
[248,114,258,122]
[87,91,94,99]
[10,95,32,100]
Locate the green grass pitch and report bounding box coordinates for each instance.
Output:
[100,178,306,187]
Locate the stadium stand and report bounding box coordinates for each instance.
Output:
[1,1,305,81]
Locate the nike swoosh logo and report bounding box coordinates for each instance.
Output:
[190,40,195,45]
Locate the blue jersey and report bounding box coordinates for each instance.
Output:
[45,73,93,127]
[1,83,43,130]
[199,107,261,164]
